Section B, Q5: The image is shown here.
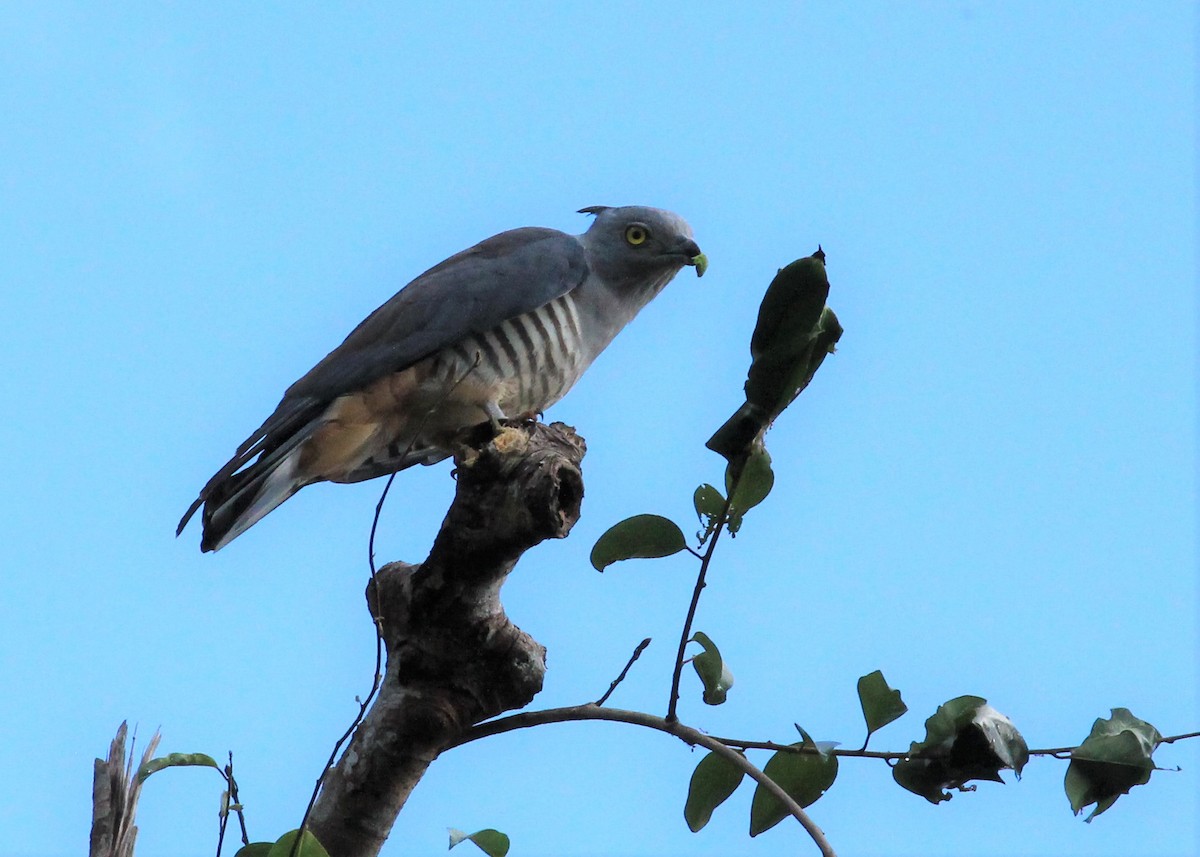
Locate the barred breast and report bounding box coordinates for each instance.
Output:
[318,293,592,484]
[429,292,589,417]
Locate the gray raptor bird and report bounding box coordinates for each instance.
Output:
[178,205,706,551]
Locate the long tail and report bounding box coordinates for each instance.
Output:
[196,449,307,552]
[177,391,450,551]
[177,398,323,552]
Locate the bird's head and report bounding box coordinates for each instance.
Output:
[578,205,707,286]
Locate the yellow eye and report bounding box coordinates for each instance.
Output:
[624,224,649,246]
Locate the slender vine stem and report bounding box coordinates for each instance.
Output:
[215,791,228,857]
[674,731,1200,762]
[214,754,249,857]
[454,704,836,857]
[666,475,739,722]
[227,758,249,847]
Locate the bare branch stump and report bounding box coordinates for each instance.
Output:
[309,421,586,857]
[90,722,161,857]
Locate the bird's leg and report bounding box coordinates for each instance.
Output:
[484,400,508,435]
[450,401,509,466]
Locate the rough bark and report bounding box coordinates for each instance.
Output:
[308,421,586,857]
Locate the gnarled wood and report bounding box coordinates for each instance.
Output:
[308,421,586,856]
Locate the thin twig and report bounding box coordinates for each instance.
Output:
[594,638,652,706]
[1019,730,1200,757]
[215,787,227,857]
[214,754,248,857]
[695,732,1200,762]
[227,753,249,846]
[710,735,905,760]
[453,704,837,857]
[666,486,737,723]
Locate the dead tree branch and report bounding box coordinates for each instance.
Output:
[307,421,586,857]
[90,723,162,857]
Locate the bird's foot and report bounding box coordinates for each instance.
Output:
[511,409,543,426]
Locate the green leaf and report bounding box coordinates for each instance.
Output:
[806,306,844,383]
[749,727,839,836]
[684,750,746,832]
[137,752,221,783]
[748,254,831,363]
[744,253,835,417]
[265,829,331,857]
[1065,708,1163,822]
[234,845,273,857]
[590,514,686,571]
[724,445,774,534]
[693,483,726,541]
[690,631,734,705]
[448,828,510,857]
[857,670,908,745]
[708,251,843,462]
[892,696,1028,804]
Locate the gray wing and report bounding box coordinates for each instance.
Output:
[178,226,588,533]
[287,226,588,399]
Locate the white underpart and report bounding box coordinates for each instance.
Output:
[433,293,589,418]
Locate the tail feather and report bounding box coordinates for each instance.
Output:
[178,396,325,549]
[179,411,321,551]
[199,449,305,552]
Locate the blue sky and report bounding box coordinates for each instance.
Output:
[1,3,1195,856]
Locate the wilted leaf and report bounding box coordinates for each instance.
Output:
[590,514,686,571]
[1065,708,1162,822]
[892,696,1028,804]
[137,752,221,783]
[448,828,510,857]
[265,829,330,857]
[857,670,908,744]
[684,750,746,832]
[690,631,734,705]
[749,727,839,836]
[973,704,1029,776]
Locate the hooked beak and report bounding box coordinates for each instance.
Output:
[677,239,708,277]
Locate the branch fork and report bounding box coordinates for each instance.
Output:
[307,421,585,857]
